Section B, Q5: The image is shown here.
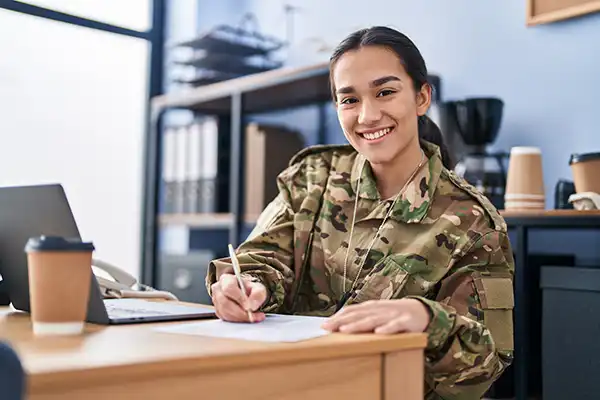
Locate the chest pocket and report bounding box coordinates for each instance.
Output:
[351,256,410,303]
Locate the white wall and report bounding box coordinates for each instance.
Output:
[0,10,149,278]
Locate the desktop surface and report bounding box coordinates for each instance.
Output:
[0,305,427,400]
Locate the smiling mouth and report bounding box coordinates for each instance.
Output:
[358,127,393,141]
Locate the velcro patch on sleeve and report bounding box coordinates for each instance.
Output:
[474,275,514,352]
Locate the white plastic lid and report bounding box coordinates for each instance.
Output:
[510,146,541,155]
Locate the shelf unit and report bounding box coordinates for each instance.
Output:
[142,61,332,287]
[158,213,259,228]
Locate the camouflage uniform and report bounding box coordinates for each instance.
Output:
[206,140,515,399]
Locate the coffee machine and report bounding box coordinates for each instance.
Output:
[441,97,508,210]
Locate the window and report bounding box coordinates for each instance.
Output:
[0,10,149,277]
[19,0,151,31]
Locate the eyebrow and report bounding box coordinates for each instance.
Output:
[336,75,401,95]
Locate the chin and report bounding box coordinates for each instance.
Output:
[361,151,398,166]
[354,138,406,166]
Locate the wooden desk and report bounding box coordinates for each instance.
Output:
[500,209,600,219]
[0,307,427,400]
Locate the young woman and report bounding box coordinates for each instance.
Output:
[207,26,515,399]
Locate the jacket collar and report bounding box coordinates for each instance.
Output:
[349,140,443,224]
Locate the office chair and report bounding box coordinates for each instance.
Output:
[0,341,25,400]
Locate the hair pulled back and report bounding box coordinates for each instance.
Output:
[329,26,453,169]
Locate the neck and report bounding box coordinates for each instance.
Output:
[371,138,424,200]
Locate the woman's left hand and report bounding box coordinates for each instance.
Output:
[321,298,431,334]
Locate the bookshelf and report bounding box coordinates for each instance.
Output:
[142,62,332,287]
[158,213,259,228]
[158,213,234,228]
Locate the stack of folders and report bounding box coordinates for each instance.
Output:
[162,117,219,214]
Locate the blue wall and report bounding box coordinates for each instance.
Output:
[166,0,600,262]
[243,0,600,262]
[245,0,600,204]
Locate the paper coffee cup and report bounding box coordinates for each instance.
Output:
[25,236,94,336]
[504,200,545,210]
[505,147,545,210]
[569,152,600,194]
[504,194,545,210]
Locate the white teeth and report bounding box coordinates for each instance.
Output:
[362,128,391,140]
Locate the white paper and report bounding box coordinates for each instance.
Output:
[154,314,330,343]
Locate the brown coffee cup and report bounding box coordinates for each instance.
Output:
[569,152,600,194]
[25,236,94,335]
[504,194,545,210]
[505,147,545,210]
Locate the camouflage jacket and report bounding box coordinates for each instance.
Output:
[206,140,515,399]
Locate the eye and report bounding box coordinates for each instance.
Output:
[340,97,358,104]
[377,89,396,97]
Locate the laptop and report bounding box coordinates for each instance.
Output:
[0,183,216,324]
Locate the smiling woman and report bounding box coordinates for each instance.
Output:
[330,30,454,201]
[206,26,515,400]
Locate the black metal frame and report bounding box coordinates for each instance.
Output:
[139,0,166,287]
[141,100,332,288]
[141,63,332,288]
[141,107,164,287]
[141,99,248,288]
[0,0,166,286]
[0,0,151,39]
[504,214,600,400]
[229,93,244,247]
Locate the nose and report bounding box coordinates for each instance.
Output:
[358,98,382,125]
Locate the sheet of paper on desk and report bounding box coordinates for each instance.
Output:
[154,314,330,342]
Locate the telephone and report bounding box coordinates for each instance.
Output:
[92,259,178,301]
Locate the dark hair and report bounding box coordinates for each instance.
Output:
[329,26,454,169]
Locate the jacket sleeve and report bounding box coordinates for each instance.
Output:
[205,162,305,313]
[408,229,515,399]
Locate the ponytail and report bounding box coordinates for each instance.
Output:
[418,115,454,169]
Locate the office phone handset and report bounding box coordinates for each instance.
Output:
[92,259,178,301]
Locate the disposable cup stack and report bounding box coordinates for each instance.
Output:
[504,147,545,211]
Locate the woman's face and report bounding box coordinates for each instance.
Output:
[332,45,430,166]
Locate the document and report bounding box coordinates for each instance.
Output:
[154,314,330,343]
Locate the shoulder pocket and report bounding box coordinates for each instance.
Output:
[474,274,514,352]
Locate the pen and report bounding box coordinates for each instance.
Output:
[228,244,254,323]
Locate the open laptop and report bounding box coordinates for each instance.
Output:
[0,183,216,324]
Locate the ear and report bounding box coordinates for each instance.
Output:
[416,83,432,116]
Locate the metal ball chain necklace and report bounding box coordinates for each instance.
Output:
[336,149,426,311]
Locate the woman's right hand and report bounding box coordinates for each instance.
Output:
[211,274,267,323]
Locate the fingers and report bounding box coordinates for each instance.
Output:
[220,274,249,308]
[212,282,249,322]
[321,310,374,332]
[323,310,411,334]
[246,281,268,311]
[211,274,267,323]
[337,315,389,333]
[213,284,266,322]
[374,314,411,334]
[321,300,416,334]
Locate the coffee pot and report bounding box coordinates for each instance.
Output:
[442,97,508,210]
